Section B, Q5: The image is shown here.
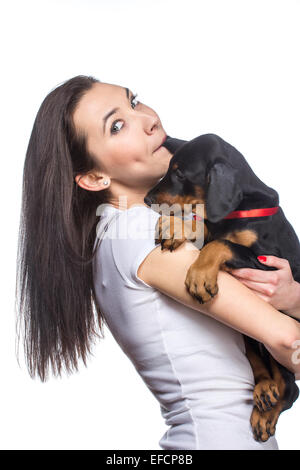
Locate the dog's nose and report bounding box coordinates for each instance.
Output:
[144,195,152,207]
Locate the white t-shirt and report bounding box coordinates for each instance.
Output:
[92,203,279,450]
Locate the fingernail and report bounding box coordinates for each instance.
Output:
[257,256,267,262]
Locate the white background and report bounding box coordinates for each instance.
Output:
[1,0,299,450]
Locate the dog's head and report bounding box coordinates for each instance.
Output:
[144,133,243,223]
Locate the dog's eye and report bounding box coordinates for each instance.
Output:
[175,168,185,181]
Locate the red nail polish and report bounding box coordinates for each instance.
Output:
[257,256,267,262]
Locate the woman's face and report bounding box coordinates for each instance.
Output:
[73,82,173,197]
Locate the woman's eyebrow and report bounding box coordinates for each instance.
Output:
[102,87,130,134]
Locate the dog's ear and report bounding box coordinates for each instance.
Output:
[206,160,243,223]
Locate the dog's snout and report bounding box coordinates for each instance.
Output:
[144,195,152,207]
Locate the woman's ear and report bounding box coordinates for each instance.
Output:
[74,172,110,191]
[205,161,243,223]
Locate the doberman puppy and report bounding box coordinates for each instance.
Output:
[144,133,300,442]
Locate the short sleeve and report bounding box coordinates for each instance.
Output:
[109,206,161,288]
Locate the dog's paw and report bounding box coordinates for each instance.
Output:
[254,380,280,412]
[250,406,280,442]
[185,263,219,303]
[155,215,187,251]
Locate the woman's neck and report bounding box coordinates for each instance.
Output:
[108,192,149,211]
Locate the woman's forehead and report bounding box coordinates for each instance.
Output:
[73,82,129,132]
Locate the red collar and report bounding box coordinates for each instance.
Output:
[224,206,279,219]
[193,206,279,221]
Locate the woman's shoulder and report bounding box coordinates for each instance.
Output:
[102,203,159,221]
[114,204,160,237]
[121,203,160,219]
[95,203,158,243]
[94,204,161,288]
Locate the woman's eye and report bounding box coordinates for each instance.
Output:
[131,93,139,109]
[110,93,139,134]
[175,168,185,181]
[111,120,123,134]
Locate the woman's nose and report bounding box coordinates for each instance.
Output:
[142,113,160,134]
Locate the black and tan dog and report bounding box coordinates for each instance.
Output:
[144,133,300,442]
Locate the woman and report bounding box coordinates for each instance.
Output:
[17,75,300,450]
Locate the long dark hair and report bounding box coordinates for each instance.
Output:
[16,75,110,381]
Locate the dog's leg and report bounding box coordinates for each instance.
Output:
[249,351,287,442]
[184,239,233,303]
[245,339,299,442]
[269,355,299,413]
[244,337,280,413]
[184,236,269,303]
[155,214,207,251]
[244,337,282,442]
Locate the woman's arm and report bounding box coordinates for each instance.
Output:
[227,255,300,320]
[138,241,300,376]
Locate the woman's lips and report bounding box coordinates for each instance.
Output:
[154,134,167,152]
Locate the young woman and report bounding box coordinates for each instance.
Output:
[17,75,300,450]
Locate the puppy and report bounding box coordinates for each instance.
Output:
[144,133,300,442]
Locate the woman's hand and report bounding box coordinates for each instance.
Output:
[228,255,300,319]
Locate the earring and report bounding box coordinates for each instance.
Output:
[103,181,108,185]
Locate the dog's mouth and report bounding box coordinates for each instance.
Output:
[145,190,207,218]
[144,195,153,207]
